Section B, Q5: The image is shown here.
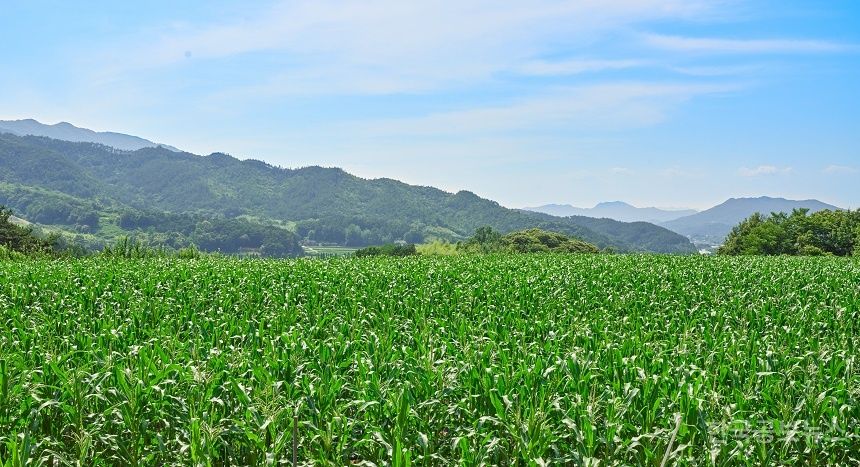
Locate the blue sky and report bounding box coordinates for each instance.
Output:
[1,0,858,209]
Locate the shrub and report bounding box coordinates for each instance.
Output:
[416,240,459,256]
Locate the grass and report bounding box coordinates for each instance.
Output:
[0,254,858,465]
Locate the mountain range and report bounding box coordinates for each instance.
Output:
[1,121,842,254]
[0,129,696,255]
[527,198,846,246]
[524,201,697,223]
[0,119,179,152]
[660,196,841,245]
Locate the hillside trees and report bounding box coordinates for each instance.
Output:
[0,133,696,253]
[719,208,860,256]
[0,206,57,256]
[458,226,599,254]
[502,229,600,253]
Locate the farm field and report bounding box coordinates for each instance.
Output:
[0,255,858,465]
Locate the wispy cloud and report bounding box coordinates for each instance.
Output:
[823,164,858,175]
[670,64,763,76]
[92,0,715,95]
[643,33,856,54]
[738,165,792,177]
[348,82,740,136]
[515,58,648,76]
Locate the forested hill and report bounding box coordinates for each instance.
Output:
[0,132,695,254]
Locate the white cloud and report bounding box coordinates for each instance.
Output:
[643,34,856,54]
[93,0,715,94]
[516,58,648,76]
[823,165,858,175]
[738,165,792,177]
[347,82,739,136]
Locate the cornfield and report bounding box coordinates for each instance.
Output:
[0,255,858,465]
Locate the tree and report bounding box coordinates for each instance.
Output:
[345,224,363,246]
[0,206,57,256]
[473,226,501,245]
[403,228,424,244]
[719,208,860,256]
[500,229,599,254]
[458,227,598,254]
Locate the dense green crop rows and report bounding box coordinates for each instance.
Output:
[0,255,858,465]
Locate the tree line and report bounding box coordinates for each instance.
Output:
[719,208,860,256]
[0,205,303,259]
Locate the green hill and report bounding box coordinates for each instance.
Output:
[0,132,696,255]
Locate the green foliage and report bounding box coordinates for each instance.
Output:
[0,133,696,253]
[0,244,24,260]
[354,243,418,257]
[662,196,839,245]
[473,225,502,245]
[719,208,860,256]
[458,226,504,253]
[177,245,203,259]
[118,210,304,258]
[500,228,600,254]
[0,255,858,464]
[416,240,459,256]
[459,226,599,254]
[100,238,210,259]
[0,206,57,257]
[101,236,169,259]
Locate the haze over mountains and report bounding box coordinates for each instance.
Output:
[525,201,697,224]
[0,119,179,152]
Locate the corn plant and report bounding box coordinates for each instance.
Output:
[0,255,857,465]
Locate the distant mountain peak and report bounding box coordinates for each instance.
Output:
[524,201,697,224]
[594,201,634,208]
[0,118,180,152]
